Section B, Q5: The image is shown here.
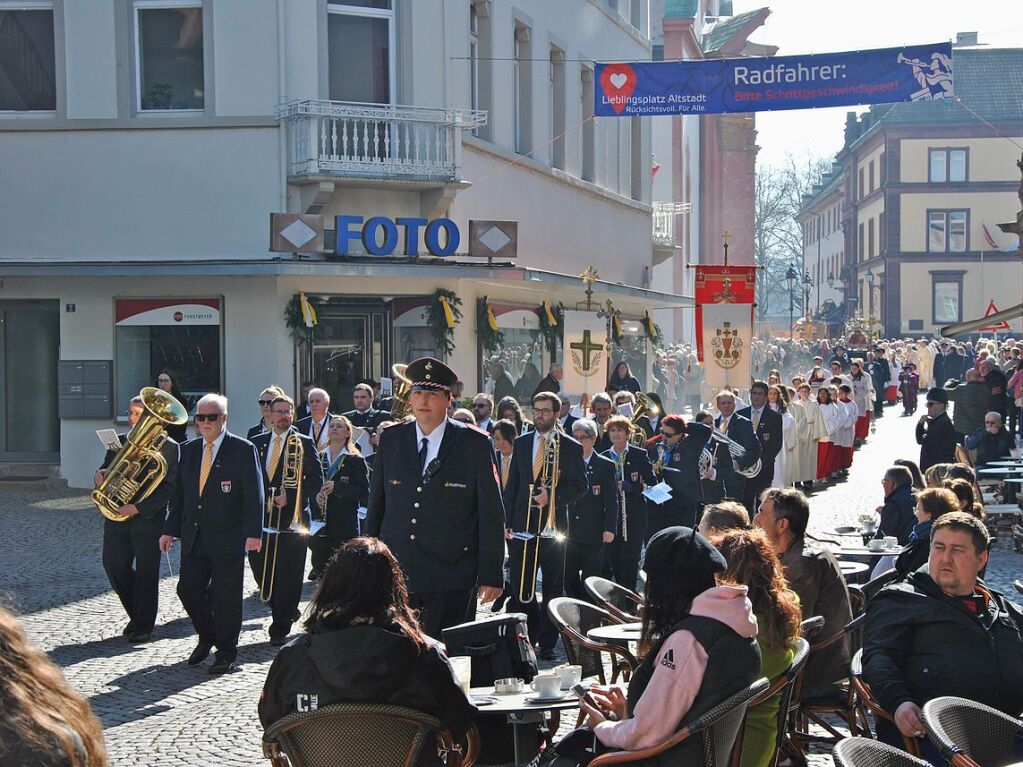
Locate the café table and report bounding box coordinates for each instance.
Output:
[985,460,1023,467]
[587,622,643,644]
[469,684,581,766]
[978,467,1023,475]
[831,544,906,559]
[840,561,870,582]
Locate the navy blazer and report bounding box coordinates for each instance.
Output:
[736,405,782,482]
[251,428,324,529]
[165,432,265,558]
[317,449,370,514]
[504,429,588,532]
[363,418,506,593]
[294,413,337,450]
[568,453,619,545]
[711,414,762,475]
[603,442,657,503]
[647,421,712,507]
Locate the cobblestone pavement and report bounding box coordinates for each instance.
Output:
[0,405,1019,766]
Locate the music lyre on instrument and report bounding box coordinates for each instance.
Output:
[518,432,560,603]
[91,387,187,522]
[259,432,305,602]
[708,429,761,479]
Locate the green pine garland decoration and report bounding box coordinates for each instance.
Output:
[538,301,564,355]
[283,294,322,344]
[477,297,505,355]
[425,289,462,356]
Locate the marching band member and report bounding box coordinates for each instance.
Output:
[315,415,370,565]
[710,392,762,506]
[602,415,656,591]
[344,383,391,429]
[647,414,712,534]
[248,385,285,440]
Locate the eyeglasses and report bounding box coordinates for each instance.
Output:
[271,410,293,417]
[195,413,223,422]
[258,399,274,407]
[531,407,555,415]
[660,430,678,438]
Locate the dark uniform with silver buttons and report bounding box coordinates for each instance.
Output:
[363,357,506,637]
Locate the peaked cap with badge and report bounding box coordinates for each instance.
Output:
[406,357,459,393]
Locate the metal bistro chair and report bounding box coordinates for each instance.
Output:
[262,703,478,767]
[922,696,1023,767]
[849,649,923,757]
[738,637,810,767]
[547,597,637,685]
[589,678,770,767]
[584,576,643,622]
[833,737,930,767]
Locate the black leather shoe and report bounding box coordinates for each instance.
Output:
[269,634,287,647]
[122,622,135,637]
[127,631,151,644]
[209,659,237,674]
[188,642,213,666]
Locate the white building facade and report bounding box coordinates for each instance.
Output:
[0,0,691,487]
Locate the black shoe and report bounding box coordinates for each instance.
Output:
[209,659,237,674]
[127,631,151,644]
[188,641,214,666]
[122,622,135,637]
[269,634,287,647]
[539,648,557,661]
[307,570,320,582]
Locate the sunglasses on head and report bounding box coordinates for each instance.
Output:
[195,413,223,422]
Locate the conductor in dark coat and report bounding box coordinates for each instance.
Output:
[916,388,958,472]
[248,395,323,645]
[564,418,619,601]
[709,390,762,507]
[364,357,506,638]
[95,395,179,643]
[504,391,588,659]
[160,393,264,674]
[737,381,783,513]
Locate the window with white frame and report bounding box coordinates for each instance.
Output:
[327,1,394,104]
[928,209,968,253]
[134,0,204,112]
[0,2,56,112]
[929,148,967,183]
[932,280,961,324]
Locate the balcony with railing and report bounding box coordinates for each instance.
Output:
[277,100,487,186]
[652,202,691,247]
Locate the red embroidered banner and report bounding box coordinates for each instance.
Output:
[694,266,756,389]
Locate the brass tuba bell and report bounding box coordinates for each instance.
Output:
[91,387,188,522]
[390,363,413,419]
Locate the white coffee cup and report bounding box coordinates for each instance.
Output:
[884,536,898,549]
[559,664,583,690]
[867,539,885,551]
[531,674,562,698]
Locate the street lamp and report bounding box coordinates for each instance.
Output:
[865,267,875,314]
[786,264,798,338]
[802,271,813,319]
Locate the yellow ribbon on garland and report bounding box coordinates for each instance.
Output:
[644,311,657,339]
[613,315,623,339]
[486,303,499,331]
[438,295,456,329]
[298,292,317,328]
[544,300,558,326]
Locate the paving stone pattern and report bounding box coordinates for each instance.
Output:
[1,407,1018,766]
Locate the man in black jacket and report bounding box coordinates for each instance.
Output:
[343,382,391,430]
[863,513,1023,755]
[160,393,264,673]
[933,341,965,384]
[95,395,179,643]
[916,388,957,471]
[504,391,588,659]
[874,466,916,544]
[364,357,506,638]
[564,418,619,600]
[981,357,1009,420]
[866,350,890,418]
[737,381,783,514]
[603,416,657,590]
[647,414,712,534]
[532,363,563,399]
[710,391,762,508]
[248,395,324,646]
[965,412,1015,468]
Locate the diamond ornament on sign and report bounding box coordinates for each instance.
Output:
[280,220,317,249]
[478,225,513,254]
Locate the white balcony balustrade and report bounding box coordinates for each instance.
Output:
[277,100,487,184]
[652,202,691,247]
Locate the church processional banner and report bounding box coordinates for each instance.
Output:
[595,42,953,117]
[562,310,610,397]
[695,267,756,390]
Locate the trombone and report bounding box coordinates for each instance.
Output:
[259,432,306,602]
[517,433,560,602]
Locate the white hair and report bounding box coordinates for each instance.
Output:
[571,418,599,440]
[307,387,331,402]
[196,393,228,413]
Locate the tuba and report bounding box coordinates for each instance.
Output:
[390,363,412,419]
[629,392,659,447]
[518,432,560,602]
[92,387,187,522]
[259,431,306,602]
[708,430,762,479]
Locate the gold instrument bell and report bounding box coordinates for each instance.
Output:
[390,363,413,418]
[92,387,188,522]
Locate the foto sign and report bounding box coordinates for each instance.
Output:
[335,215,460,257]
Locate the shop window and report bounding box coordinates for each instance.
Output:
[482,305,544,405]
[932,280,961,324]
[114,298,222,419]
[134,0,204,111]
[0,4,56,112]
[327,1,393,104]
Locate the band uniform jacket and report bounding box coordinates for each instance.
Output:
[318,449,370,512]
[603,443,657,522]
[100,433,180,524]
[247,420,269,441]
[504,430,589,533]
[568,454,619,544]
[294,413,337,453]
[710,414,762,498]
[363,418,506,594]
[165,432,265,558]
[342,407,391,430]
[648,422,713,506]
[736,406,782,485]
[251,429,324,530]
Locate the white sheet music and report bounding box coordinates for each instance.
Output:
[642,481,673,505]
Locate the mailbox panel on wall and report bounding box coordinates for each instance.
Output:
[58,360,113,419]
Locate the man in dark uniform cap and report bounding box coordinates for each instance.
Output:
[364,357,506,637]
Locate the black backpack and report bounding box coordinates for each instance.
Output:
[442,612,538,686]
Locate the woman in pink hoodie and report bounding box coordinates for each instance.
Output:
[544,526,762,766]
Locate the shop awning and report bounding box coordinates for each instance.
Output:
[940,303,1023,337]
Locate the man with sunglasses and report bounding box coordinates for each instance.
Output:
[647,414,712,535]
[248,395,323,645]
[160,394,264,674]
[916,388,957,472]
[248,386,284,440]
[471,393,495,433]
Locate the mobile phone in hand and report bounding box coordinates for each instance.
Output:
[571,683,618,721]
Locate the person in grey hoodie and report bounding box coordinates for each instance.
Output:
[944,369,991,440]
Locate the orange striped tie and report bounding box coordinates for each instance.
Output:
[501,456,511,489]
[268,435,283,481]
[533,435,547,480]
[198,441,213,495]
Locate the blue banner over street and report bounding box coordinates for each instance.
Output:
[595,42,953,117]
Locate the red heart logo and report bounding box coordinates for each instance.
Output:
[600,64,636,115]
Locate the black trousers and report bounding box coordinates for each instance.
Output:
[248,532,307,639]
[564,539,604,601]
[743,475,772,516]
[506,536,566,651]
[177,532,245,663]
[102,516,163,634]
[605,498,646,592]
[409,588,477,639]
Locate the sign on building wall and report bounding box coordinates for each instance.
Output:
[562,310,609,397]
[596,42,953,117]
